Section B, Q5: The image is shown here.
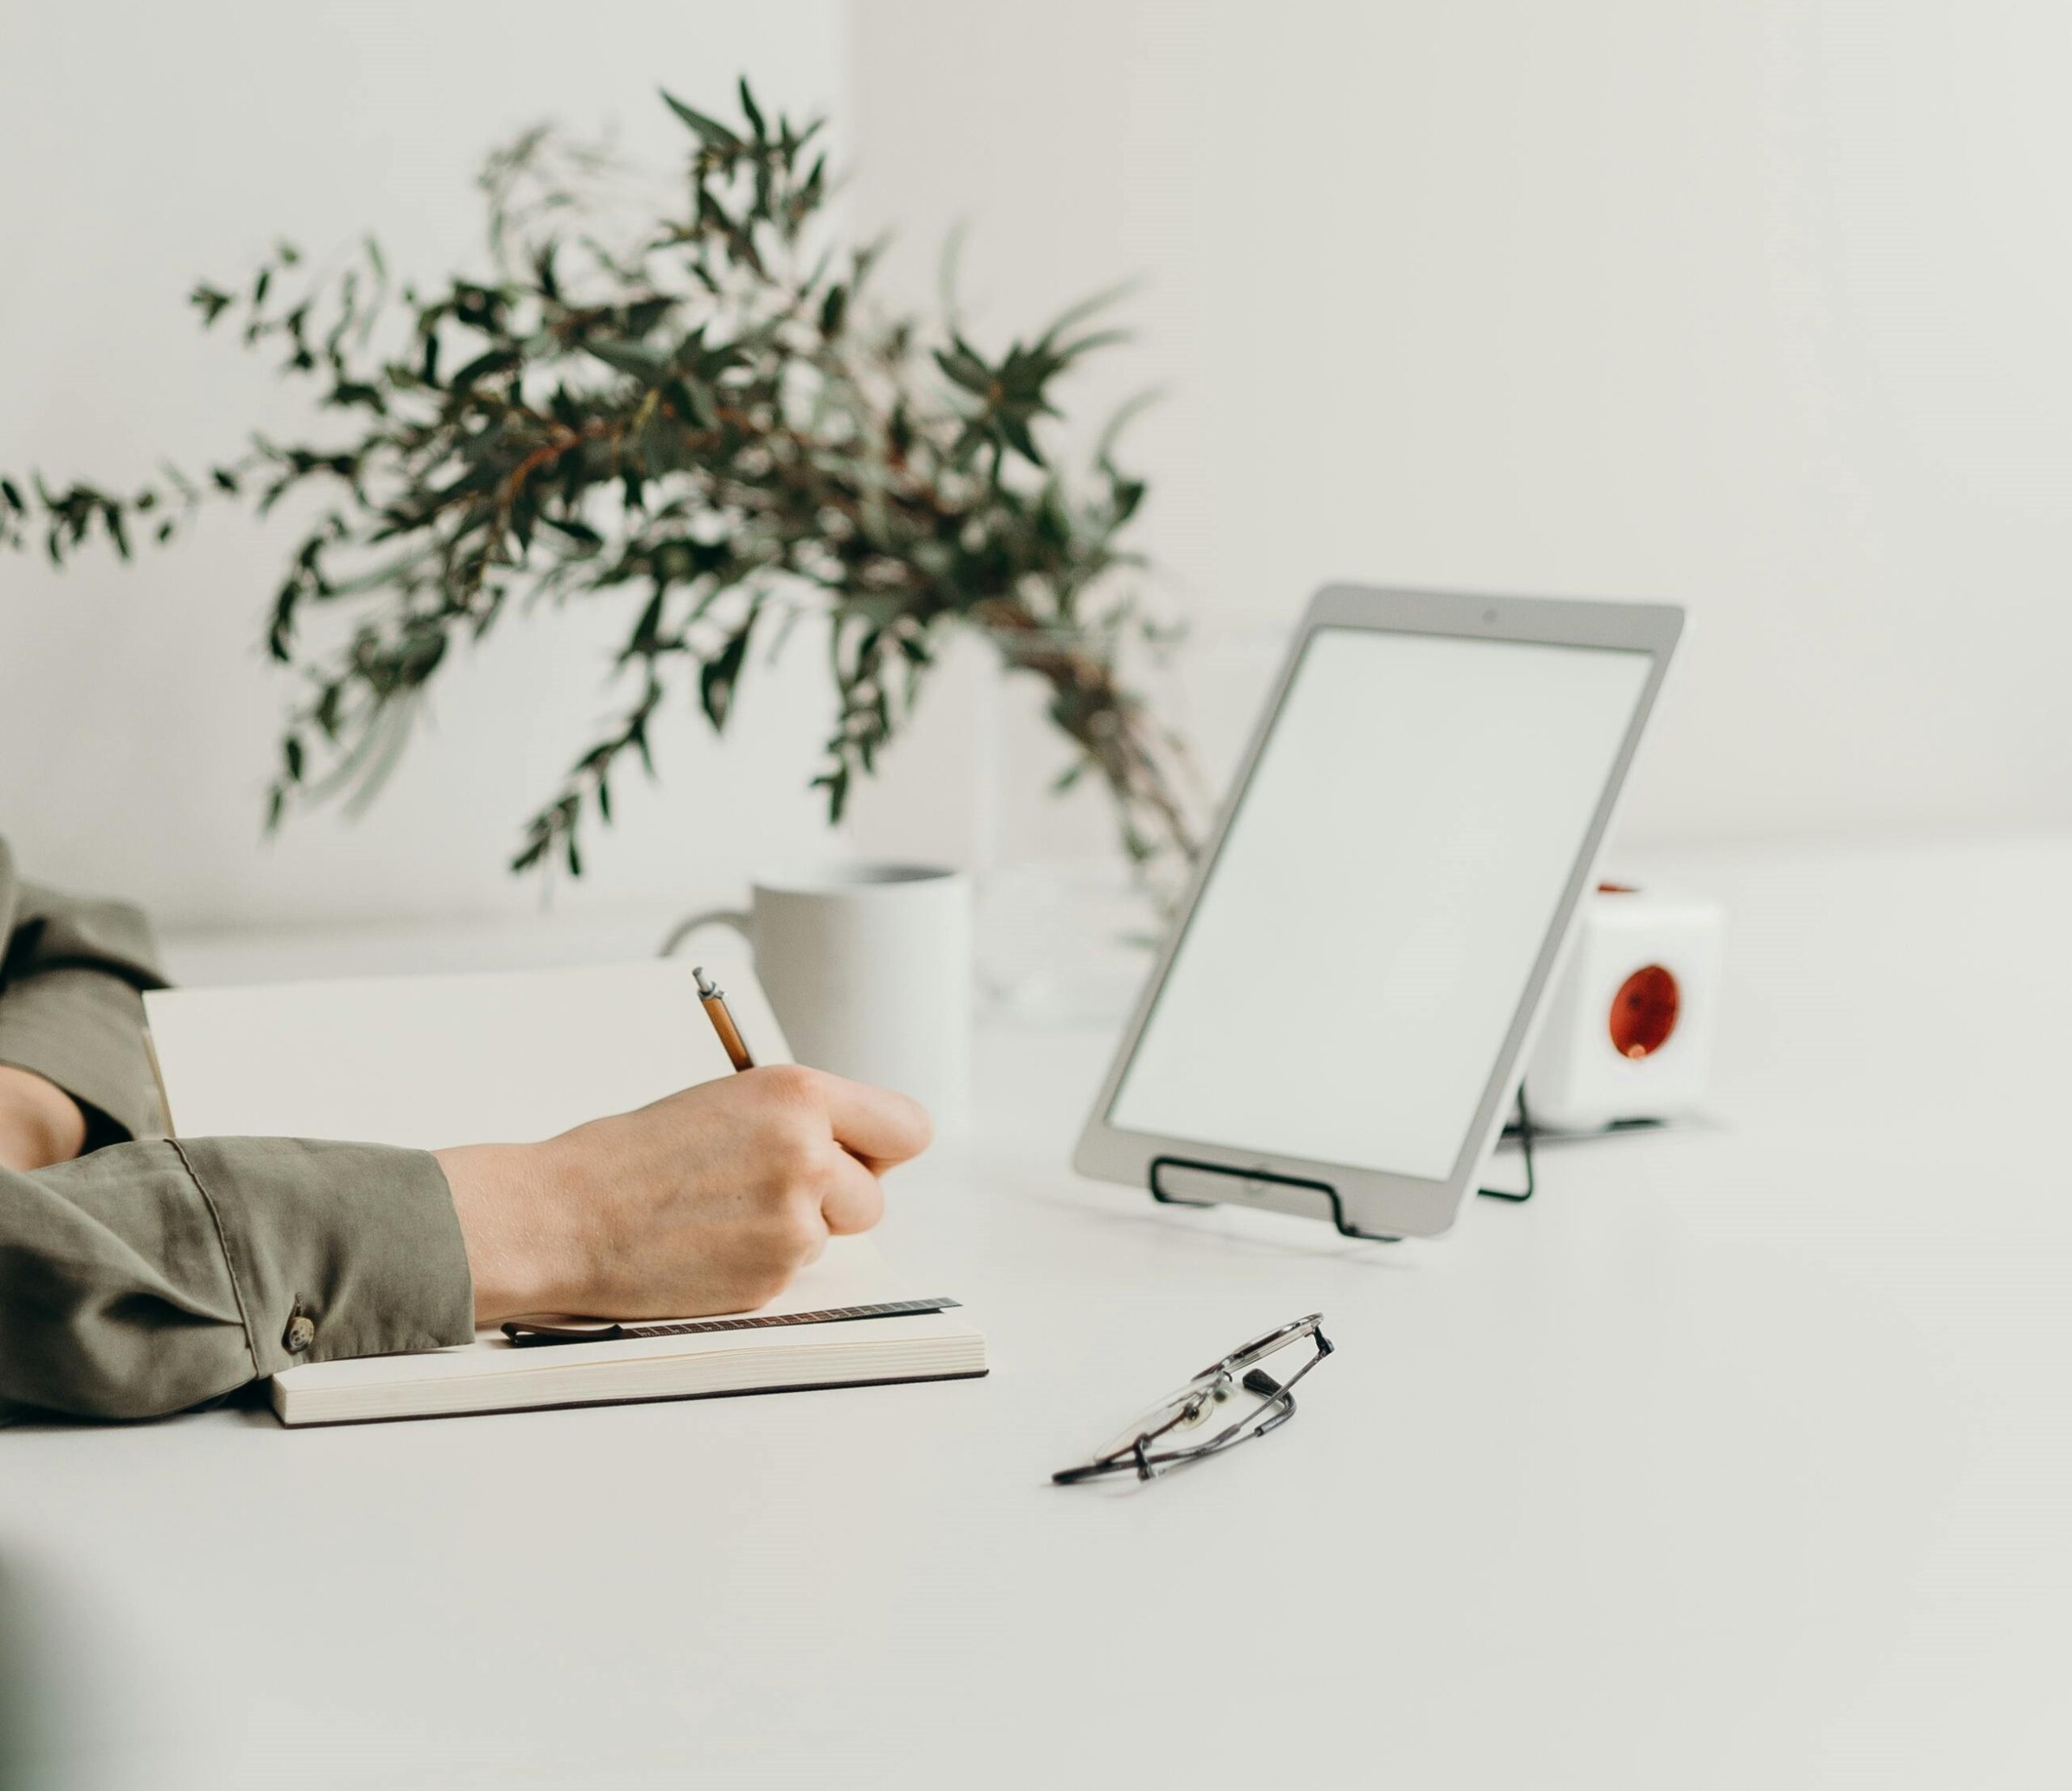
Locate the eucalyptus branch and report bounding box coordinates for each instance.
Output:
[4,79,1199,889]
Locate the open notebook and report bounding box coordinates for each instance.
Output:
[143,956,984,1426]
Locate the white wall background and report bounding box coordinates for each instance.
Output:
[5,0,2070,929]
[845,0,2072,868]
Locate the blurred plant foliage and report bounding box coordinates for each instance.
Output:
[2,82,1197,884]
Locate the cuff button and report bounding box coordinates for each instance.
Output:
[283,1308,317,1354]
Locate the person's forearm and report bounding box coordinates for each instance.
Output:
[433,1140,582,1325]
[0,1063,88,1171]
[2,1136,476,1420]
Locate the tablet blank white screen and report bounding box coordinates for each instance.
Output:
[1108,628,1653,1180]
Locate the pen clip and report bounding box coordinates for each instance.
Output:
[500,1318,627,1345]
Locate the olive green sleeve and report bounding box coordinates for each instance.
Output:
[0,1135,475,1421]
[0,865,168,1147]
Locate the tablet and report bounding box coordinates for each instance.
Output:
[1073,585,1684,1239]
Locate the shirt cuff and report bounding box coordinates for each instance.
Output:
[0,965,168,1147]
[169,1137,476,1374]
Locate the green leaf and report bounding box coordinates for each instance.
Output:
[660,89,742,151]
[0,477,21,512]
[1047,325,1130,367]
[811,762,851,822]
[661,375,712,427]
[1034,280,1135,350]
[1000,414,1045,465]
[623,295,673,338]
[1094,387,1161,467]
[586,337,668,381]
[698,616,756,731]
[737,78,766,143]
[934,339,991,393]
[268,581,299,660]
[448,346,519,388]
[542,515,601,547]
[818,283,847,337]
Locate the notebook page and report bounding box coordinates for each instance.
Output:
[145,953,786,1148]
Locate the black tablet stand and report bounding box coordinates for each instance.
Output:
[1149,1089,1539,1242]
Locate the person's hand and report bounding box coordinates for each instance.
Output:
[0,1065,89,1172]
[434,1064,932,1325]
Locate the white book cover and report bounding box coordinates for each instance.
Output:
[142,957,983,1424]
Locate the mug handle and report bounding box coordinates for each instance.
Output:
[659,908,753,961]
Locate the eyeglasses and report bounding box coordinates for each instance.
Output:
[1051,1314,1335,1485]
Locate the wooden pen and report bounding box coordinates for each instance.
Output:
[692,965,757,1072]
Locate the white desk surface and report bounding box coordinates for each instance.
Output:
[3,835,2066,1789]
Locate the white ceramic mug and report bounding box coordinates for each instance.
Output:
[664,864,973,1125]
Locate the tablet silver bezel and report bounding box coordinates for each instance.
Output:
[1072,584,1685,1239]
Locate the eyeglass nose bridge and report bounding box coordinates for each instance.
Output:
[1161,1369,1229,1427]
